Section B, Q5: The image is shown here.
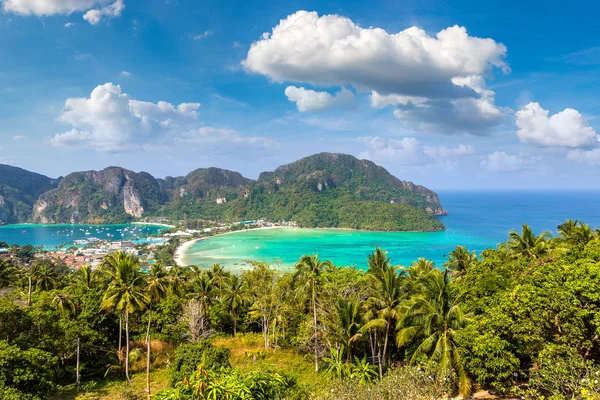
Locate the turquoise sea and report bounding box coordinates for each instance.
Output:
[181,191,600,271]
[0,223,168,249]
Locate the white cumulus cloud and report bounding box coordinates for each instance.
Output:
[83,0,123,25]
[49,83,200,151]
[567,148,600,166]
[284,86,354,112]
[481,151,538,172]
[357,136,475,166]
[516,102,598,148]
[2,0,123,24]
[243,10,508,133]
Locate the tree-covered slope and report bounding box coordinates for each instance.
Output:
[160,153,446,231]
[17,153,445,231]
[0,164,60,224]
[33,167,164,224]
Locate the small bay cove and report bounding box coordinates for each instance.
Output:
[180,190,600,272]
[0,223,168,249]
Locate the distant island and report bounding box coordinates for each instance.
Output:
[0,153,446,232]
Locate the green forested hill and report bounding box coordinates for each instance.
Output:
[0,164,60,223]
[158,153,446,231]
[2,153,446,231]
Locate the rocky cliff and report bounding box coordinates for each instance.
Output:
[0,164,60,224]
[4,153,447,231]
[33,167,163,224]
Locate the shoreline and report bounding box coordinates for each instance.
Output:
[173,225,441,267]
[132,221,175,228]
[174,226,288,266]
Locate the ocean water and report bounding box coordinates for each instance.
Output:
[181,191,600,271]
[0,223,168,249]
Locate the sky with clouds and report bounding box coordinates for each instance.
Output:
[0,0,598,189]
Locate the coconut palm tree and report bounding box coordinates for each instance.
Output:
[396,269,471,397]
[508,224,550,258]
[558,219,579,239]
[293,254,333,373]
[445,246,477,278]
[169,266,189,296]
[559,220,595,246]
[189,273,215,336]
[0,258,16,288]
[76,265,94,289]
[207,263,228,299]
[574,222,595,245]
[52,292,76,317]
[224,275,246,336]
[367,248,391,280]
[146,264,169,341]
[32,262,58,291]
[145,263,168,399]
[364,265,405,369]
[100,251,149,384]
[330,295,363,362]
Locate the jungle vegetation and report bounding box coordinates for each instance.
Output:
[0,219,600,399]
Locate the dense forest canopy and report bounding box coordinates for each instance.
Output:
[0,220,599,399]
[0,153,445,232]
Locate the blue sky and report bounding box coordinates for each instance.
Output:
[0,0,599,189]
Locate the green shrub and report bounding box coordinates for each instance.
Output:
[155,366,306,400]
[0,341,57,400]
[169,341,230,387]
[314,364,453,400]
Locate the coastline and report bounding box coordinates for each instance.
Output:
[173,225,441,267]
[132,221,175,228]
[174,226,287,266]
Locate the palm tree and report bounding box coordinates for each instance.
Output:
[558,219,579,239]
[293,254,333,373]
[53,292,76,317]
[100,252,149,384]
[207,263,228,298]
[32,263,58,291]
[145,263,168,399]
[445,246,477,278]
[224,275,246,336]
[396,269,471,397]
[508,224,550,258]
[559,220,595,246]
[367,248,391,280]
[0,258,16,288]
[169,266,189,296]
[364,265,404,370]
[146,264,169,342]
[330,295,363,361]
[575,223,595,245]
[189,273,214,336]
[76,265,94,289]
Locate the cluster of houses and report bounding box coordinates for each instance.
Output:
[43,240,157,269]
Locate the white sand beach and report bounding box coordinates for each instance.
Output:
[173,225,285,266]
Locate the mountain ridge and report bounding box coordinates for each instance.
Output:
[0,153,447,231]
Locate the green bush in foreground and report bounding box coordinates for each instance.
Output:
[313,364,454,400]
[155,366,305,400]
[169,341,231,387]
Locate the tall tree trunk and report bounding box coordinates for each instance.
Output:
[146,303,152,343]
[27,276,32,306]
[146,332,151,400]
[375,329,382,377]
[233,310,237,336]
[118,313,122,358]
[312,283,319,373]
[125,311,131,384]
[382,319,390,369]
[146,304,152,399]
